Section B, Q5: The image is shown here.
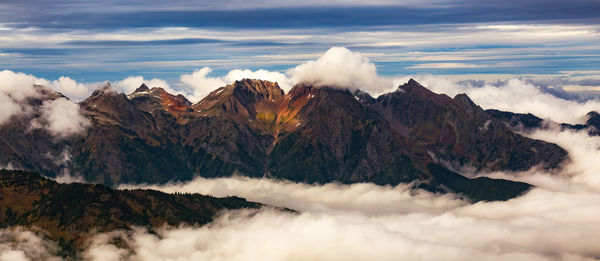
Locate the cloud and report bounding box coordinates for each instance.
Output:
[0,70,94,130]
[395,76,600,124]
[125,177,465,215]
[89,196,600,261]
[0,228,62,261]
[30,98,90,138]
[0,70,45,125]
[0,93,23,125]
[179,67,292,102]
[179,67,227,102]
[48,76,92,101]
[525,127,600,190]
[45,147,85,184]
[0,70,45,102]
[288,47,394,95]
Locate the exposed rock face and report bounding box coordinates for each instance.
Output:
[0,170,262,256]
[369,79,567,172]
[128,85,192,115]
[0,79,569,201]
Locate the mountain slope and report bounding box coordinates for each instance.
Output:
[0,170,262,256]
[369,79,567,172]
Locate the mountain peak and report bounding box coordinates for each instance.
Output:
[586,111,600,129]
[398,79,427,92]
[128,86,191,114]
[134,83,150,93]
[232,79,284,102]
[453,93,478,111]
[397,79,453,106]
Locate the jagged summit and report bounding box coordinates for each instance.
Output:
[232,79,284,101]
[586,111,600,128]
[128,84,192,114]
[194,79,284,111]
[134,83,150,93]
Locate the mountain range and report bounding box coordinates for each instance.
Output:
[0,79,579,201]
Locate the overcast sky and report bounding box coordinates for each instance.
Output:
[0,0,599,89]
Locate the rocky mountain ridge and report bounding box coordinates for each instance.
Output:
[0,79,571,201]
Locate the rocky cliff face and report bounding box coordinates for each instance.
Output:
[0,79,569,201]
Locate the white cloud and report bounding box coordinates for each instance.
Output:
[395,76,600,124]
[0,70,45,125]
[0,228,62,261]
[124,177,465,215]
[288,47,394,95]
[179,67,226,103]
[0,93,23,125]
[0,70,45,101]
[0,70,94,127]
[526,127,600,190]
[113,76,175,94]
[31,98,90,138]
[48,76,92,101]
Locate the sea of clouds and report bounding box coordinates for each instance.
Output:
[2,47,600,260]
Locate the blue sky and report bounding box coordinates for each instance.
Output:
[0,0,599,94]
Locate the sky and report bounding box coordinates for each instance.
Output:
[0,0,599,98]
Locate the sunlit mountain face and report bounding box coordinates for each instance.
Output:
[1,0,600,260]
